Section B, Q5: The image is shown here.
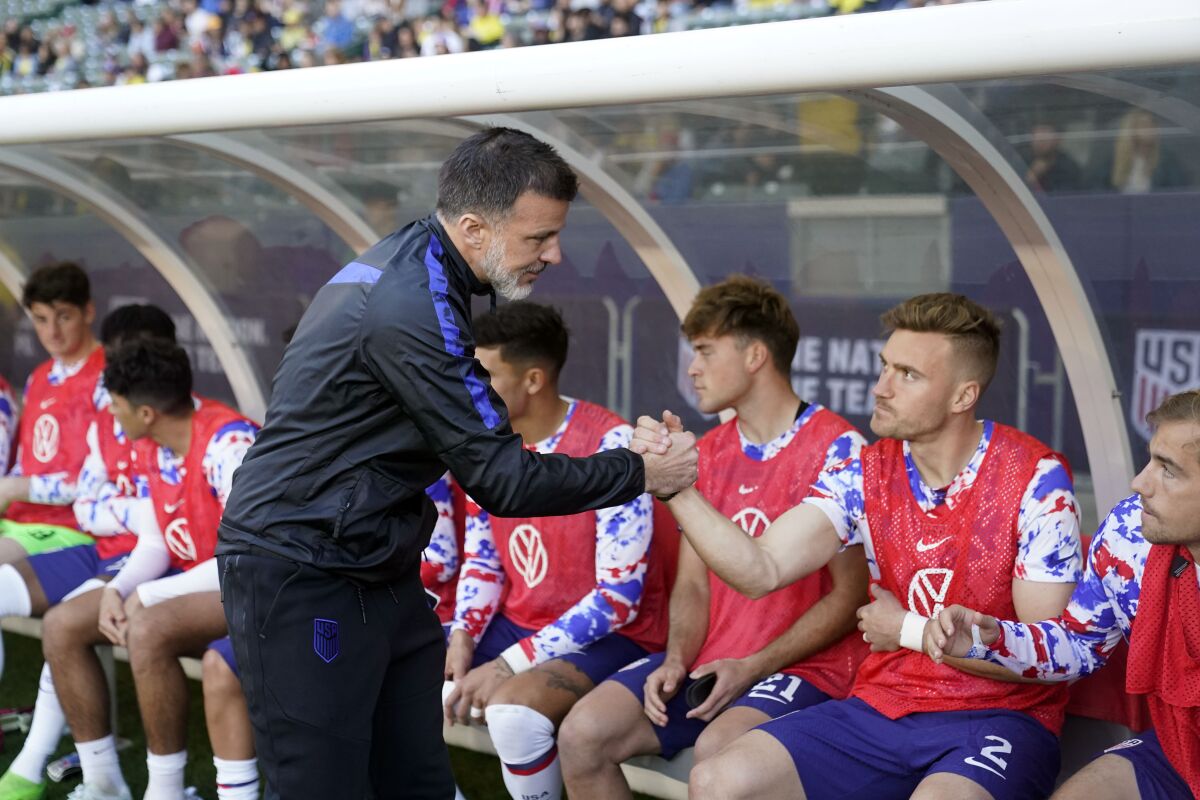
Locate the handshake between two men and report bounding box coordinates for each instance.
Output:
[634,411,699,500]
[637,409,1005,672]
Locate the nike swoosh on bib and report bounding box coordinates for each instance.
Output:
[915,535,953,552]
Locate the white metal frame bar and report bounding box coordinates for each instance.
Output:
[0,0,1196,143]
[0,248,25,301]
[0,149,268,420]
[854,86,1134,514]
[171,132,382,253]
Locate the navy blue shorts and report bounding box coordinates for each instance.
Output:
[473,613,649,687]
[755,696,1059,800]
[1101,730,1191,800]
[607,652,831,759]
[208,636,239,679]
[28,544,127,606]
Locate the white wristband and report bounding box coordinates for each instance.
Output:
[899,611,929,652]
[965,623,988,660]
[499,642,535,675]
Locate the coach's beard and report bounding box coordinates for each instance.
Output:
[483,239,543,301]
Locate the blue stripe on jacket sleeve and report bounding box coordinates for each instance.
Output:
[326,261,383,285]
[422,235,502,429]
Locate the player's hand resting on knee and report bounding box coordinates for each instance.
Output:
[98,585,136,646]
[447,658,513,726]
[643,657,687,727]
[923,604,1001,663]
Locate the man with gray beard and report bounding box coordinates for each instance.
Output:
[215,127,698,800]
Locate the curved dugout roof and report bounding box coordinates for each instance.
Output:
[0,1,1197,522]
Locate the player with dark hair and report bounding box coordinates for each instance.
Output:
[0,263,103,561]
[927,389,1200,800]
[444,301,675,800]
[41,339,257,800]
[0,304,178,800]
[633,293,1081,800]
[561,276,867,799]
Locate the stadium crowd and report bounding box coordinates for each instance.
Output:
[1,0,970,90]
[0,127,1196,800]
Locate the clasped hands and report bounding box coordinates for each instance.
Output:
[856,583,1002,662]
[630,411,699,500]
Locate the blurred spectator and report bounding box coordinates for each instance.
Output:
[464,0,503,49]
[119,50,150,83]
[419,13,463,55]
[11,42,37,77]
[128,16,157,58]
[1021,122,1083,193]
[315,0,356,52]
[395,21,420,55]
[154,13,182,51]
[1088,108,1190,193]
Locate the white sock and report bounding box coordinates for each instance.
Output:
[76,735,128,795]
[213,757,258,800]
[9,664,66,783]
[144,750,187,800]
[0,563,33,680]
[487,704,562,800]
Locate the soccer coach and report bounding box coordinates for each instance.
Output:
[216,127,698,799]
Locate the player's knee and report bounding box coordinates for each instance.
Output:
[201,647,238,697]
[692,724,730,764]
[558,692,620,766]
[125,609,167,660]
[42,601,84,656]
[486,704,556,765]
[689,755,750,800]
[487,675,529,708]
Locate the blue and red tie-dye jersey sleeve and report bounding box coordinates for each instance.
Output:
[978,495,1146,680]
[452,494,505,643]
[201,420,260,509]
[72,418,144,536]
[0,378,15,476]
[1013,455,1081,583]
[499,423,654,673]
[421,473,458,587]
[803,456,866,548]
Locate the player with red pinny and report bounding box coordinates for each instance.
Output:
[0,305,179,800]
[928,389,1200,800]
[41,339,258,800]
[561,276,867,800]
[633,293,1082,800]
[443,302,676,800]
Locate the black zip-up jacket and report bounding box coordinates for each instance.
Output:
[216,216,646,582]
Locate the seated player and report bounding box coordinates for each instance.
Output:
[195,473,460,800]
[41,339,258,800]
[926,389,1200,800]
[442,301,674,800]
[0,263,108,564]
[560,276,868,799]
[633,293,1081,800]
[0,305,177,800]
[0,372,14,477]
